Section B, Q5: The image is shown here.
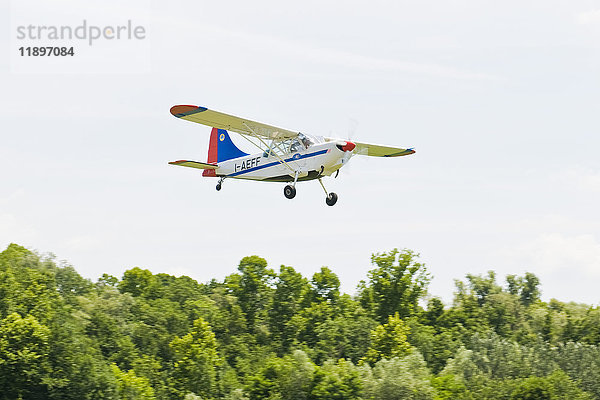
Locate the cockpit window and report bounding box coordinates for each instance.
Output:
[299,133,313,148]
[288,133,315,153]
[290,140,302,153]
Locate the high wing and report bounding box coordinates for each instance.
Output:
[323,138,415,157]
[170,105,299,141]
[353,141,415,157]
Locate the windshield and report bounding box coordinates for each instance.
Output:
[290,133,314,152]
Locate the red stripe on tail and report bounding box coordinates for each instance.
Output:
[203,128,219,177]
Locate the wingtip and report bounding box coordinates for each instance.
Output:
[170,105,208,118]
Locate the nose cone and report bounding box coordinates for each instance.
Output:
[337,141,356,152]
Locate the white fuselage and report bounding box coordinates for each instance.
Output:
[216,142,348,182]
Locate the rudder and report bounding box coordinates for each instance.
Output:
[203,128,248,177]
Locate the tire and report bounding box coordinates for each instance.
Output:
[216,183,222,191]
[284,185,296,199]
[326,192,338,206]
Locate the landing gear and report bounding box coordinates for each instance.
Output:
[326,192,338,206]
[216,177,225,191]
[284,185,296,199]
[281,174,338,206]
[283,171,300,200]
[318,178,338,206]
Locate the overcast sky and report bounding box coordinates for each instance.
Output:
[1,0,599,305]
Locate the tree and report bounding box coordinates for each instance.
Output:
[119,267,161,298]
[362,353,435,400]
[510,376,553,400]
[170,317,221,399]
[431,374,473,400]
[0,244,60,323]
[234,256,275,331]
[0,312,51,399]
[553,341,600,398]
[406,319,464,374]
[112,363,156,400]
[97,273,119,288]
[506,273,541,306]
[245,350,315,400]
[363,312,412,364]
[465,271,501,307]
[310,267,340,304]
[359,249,431,322]
[47,310,118,400]
[312,299,376,363]
[269,265,309,353]
[55,264,92,299]
[290,301,336,349]
[423,297,445,327]
[311,359,362,400]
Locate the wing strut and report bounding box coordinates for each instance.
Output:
[241,121,295,173]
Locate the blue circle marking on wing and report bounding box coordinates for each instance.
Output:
[219,133,225,141]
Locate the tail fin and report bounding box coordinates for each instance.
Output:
[203,128,248,177]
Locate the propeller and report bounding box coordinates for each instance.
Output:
[334,118,359,178]
[332,140,355,179]
[348,118,358,140]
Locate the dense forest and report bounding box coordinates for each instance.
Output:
[1,243,600,399]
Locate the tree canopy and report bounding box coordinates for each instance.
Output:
[0,243,598,399]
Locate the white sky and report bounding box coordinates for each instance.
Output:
[1,0,599,305]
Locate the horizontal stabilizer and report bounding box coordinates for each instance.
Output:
[169,160,218,170]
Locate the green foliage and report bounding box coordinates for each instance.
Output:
[0,312,51,399]
[0,244,60,323]
[543,369,593,400]
[311,297,376,363]
[407,318,463,374]
[506,272,541,306]
[310,267,340,304]
[552,342,600,398]
[363,312,412,364]
[46,307,118,399]
[359,249,431,322]
[1,243,600,400]
[170,317,221,398]
[119,267,161,298]
[112,363,156,400]
[311,358,362,400]
[442,334,597,399]
[510,376,553,400]
[362,352,435,400]
[233,256,275,331]
[431,374,473,400]
[245,350,315,400]
[269,265,309,354]
[55,264,93,299]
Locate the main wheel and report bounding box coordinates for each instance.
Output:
[284,185,296,199]
[326,192,338,206]
[216,183,222,191]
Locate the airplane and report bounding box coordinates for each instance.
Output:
[169,105,415,206]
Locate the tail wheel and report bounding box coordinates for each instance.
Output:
[326,192,338,206]
[216,183,222,191]
[284,185,296,199]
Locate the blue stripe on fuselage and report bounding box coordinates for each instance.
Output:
[227,149,329,177]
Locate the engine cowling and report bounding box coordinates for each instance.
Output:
[336,141,356,152]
